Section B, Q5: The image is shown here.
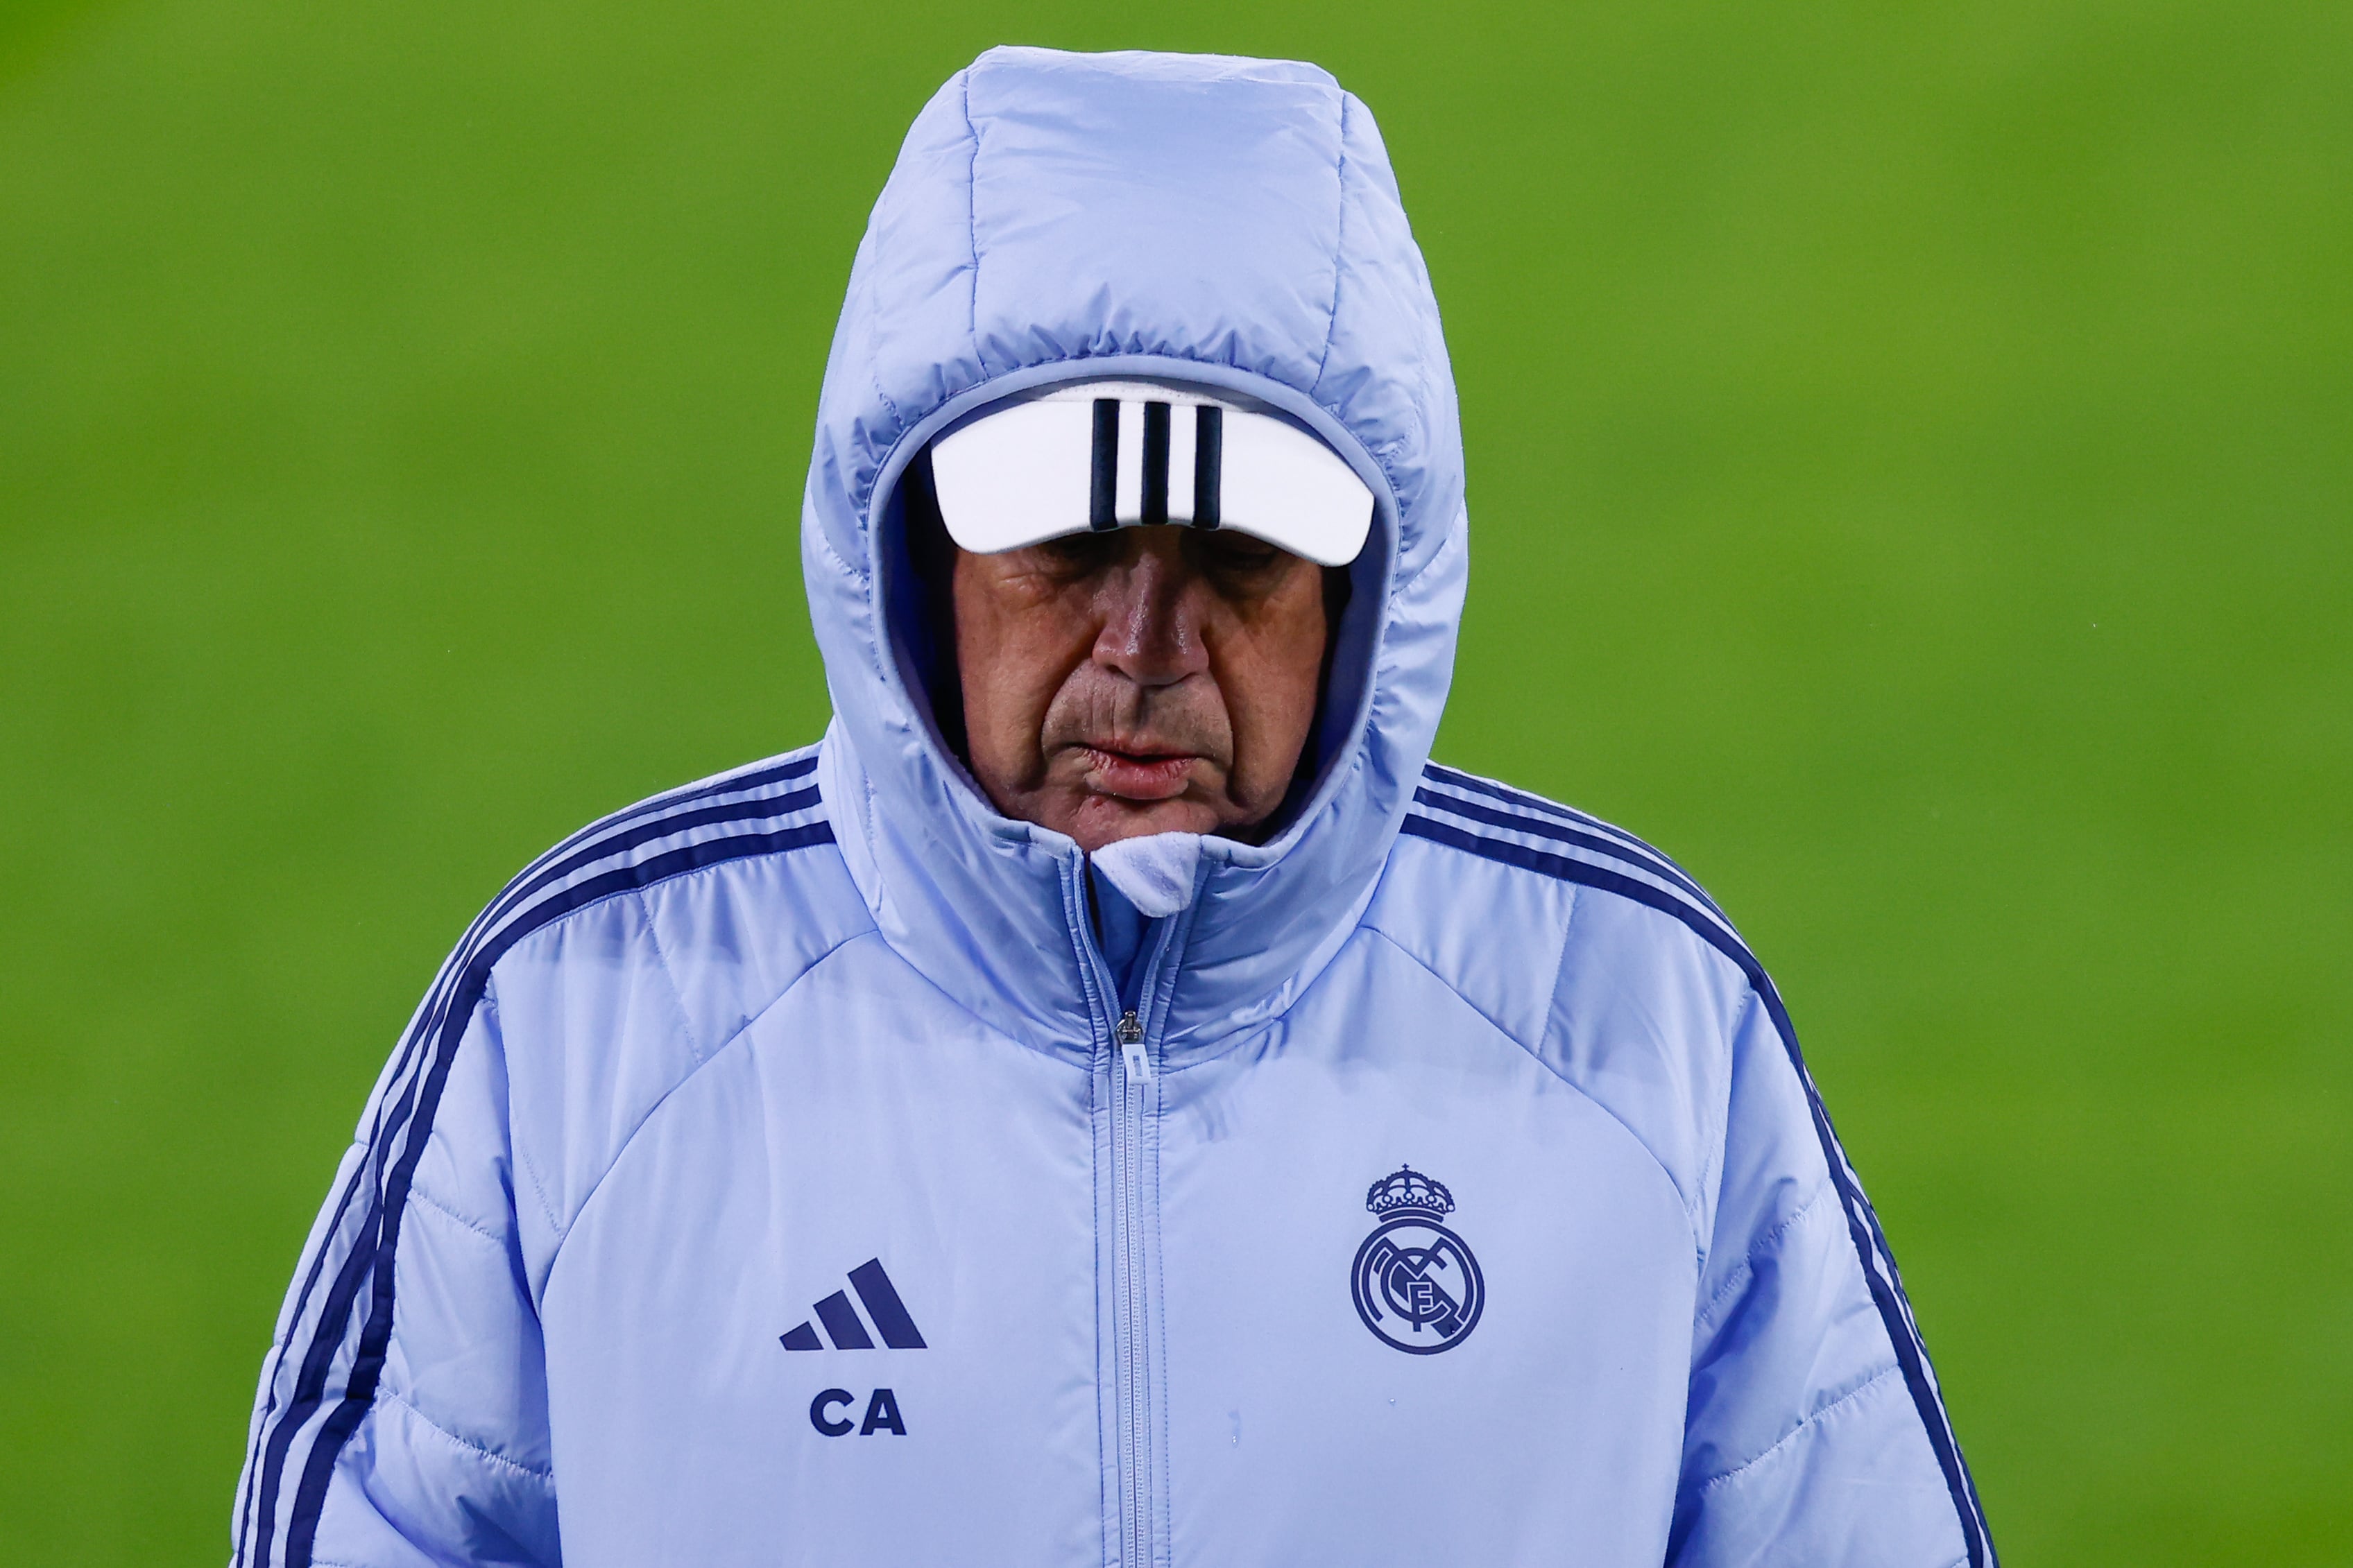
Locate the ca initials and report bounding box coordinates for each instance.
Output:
[810,1387,906,1437]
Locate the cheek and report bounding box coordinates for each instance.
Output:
[1217,577,1330,786]
[952,570,1095,769]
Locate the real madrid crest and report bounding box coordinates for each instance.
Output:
[1351,1165,1484,1354]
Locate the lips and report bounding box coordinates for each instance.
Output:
[1080,745,1198,802]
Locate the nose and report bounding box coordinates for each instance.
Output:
[1092,538,1208,688]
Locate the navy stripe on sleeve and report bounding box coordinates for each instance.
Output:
[240,749,830,1567]
[1423,763,1716,888]
[237,761,821,1562]
[1410,783,1725,918]
[1398,812,1995,1567]
[268,819,836,1567]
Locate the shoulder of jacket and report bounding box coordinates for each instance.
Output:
[476,741,857,981]
[433,743,870,1259]
[1374,760,1768,1224]
[1376,761,1754,1001]
[416,741,853,1058]
[479,740,874,1047]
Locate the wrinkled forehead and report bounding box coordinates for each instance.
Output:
[927,378,1374,568]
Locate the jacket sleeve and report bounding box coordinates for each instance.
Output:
[1668,983,1994,1568]
[230,972,560,1568]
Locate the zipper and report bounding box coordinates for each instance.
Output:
[1080,860,1176,1568]
[1117,1008,1152,1081]
[1110,1003,1152,1567]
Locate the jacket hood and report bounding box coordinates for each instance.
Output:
[803,46,1468,1066]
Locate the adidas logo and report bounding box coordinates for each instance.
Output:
[779,1258,927,1351]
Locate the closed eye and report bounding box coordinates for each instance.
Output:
[1192,533,1285,572]
[1033,532,1123,574]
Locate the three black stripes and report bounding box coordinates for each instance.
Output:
[1088,398,1222,531]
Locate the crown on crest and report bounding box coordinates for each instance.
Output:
[1366,1165,1455,1219]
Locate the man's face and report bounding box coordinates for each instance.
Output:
[951,527,1332,852]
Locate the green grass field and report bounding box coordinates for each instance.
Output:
[3,0,2347,1560]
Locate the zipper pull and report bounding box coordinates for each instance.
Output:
[1116,1010,1152,1080]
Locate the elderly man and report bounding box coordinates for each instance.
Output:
[232,46,1993,1568]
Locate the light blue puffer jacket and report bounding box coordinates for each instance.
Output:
[232,46,1994,1568]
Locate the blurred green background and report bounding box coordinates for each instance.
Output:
[2,0,2346,1559]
